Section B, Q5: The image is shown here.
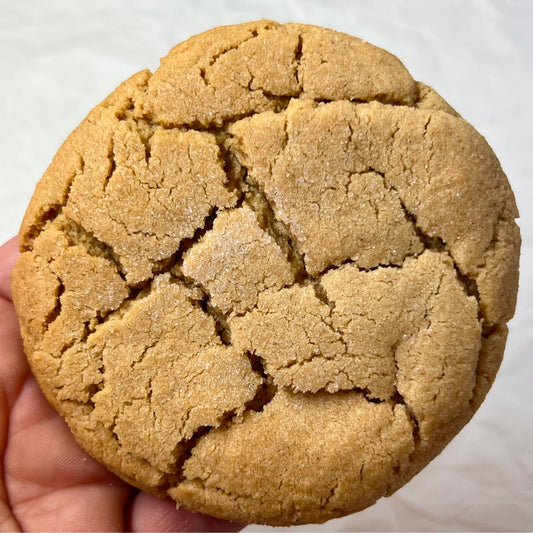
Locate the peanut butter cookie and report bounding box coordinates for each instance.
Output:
[11,20,520,525]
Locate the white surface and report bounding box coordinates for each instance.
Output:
[1,0,532,531]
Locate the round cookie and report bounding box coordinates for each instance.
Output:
[11,20,520,526]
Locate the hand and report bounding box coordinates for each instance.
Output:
[0,237,242,532]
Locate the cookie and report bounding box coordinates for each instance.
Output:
[11,20,520,526]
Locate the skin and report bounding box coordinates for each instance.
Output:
[0,237,243,532]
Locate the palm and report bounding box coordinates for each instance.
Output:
[0,238,241,532]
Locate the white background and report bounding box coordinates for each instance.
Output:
[1,0,532,531]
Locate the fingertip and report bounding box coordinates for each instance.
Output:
[0,237,20,302]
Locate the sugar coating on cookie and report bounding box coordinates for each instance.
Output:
[12,20,520,526]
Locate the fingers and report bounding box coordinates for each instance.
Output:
[4,378,114,492]
[127,491,244,533]
[4,375,132,531]
[0,237,20,302]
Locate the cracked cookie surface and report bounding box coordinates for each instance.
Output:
[11,20,520,526]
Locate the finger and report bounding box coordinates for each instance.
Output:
[0,298,29,411]
[0,237,20,302]
[0,237,27,411]
[4,375,132,531]
[127,490,244,532]
[0,289,26,532]
[0,295,30,528]
[6,378,120,490]
[0,392,21,532]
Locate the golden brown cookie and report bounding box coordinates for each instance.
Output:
[11,20,520,526]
